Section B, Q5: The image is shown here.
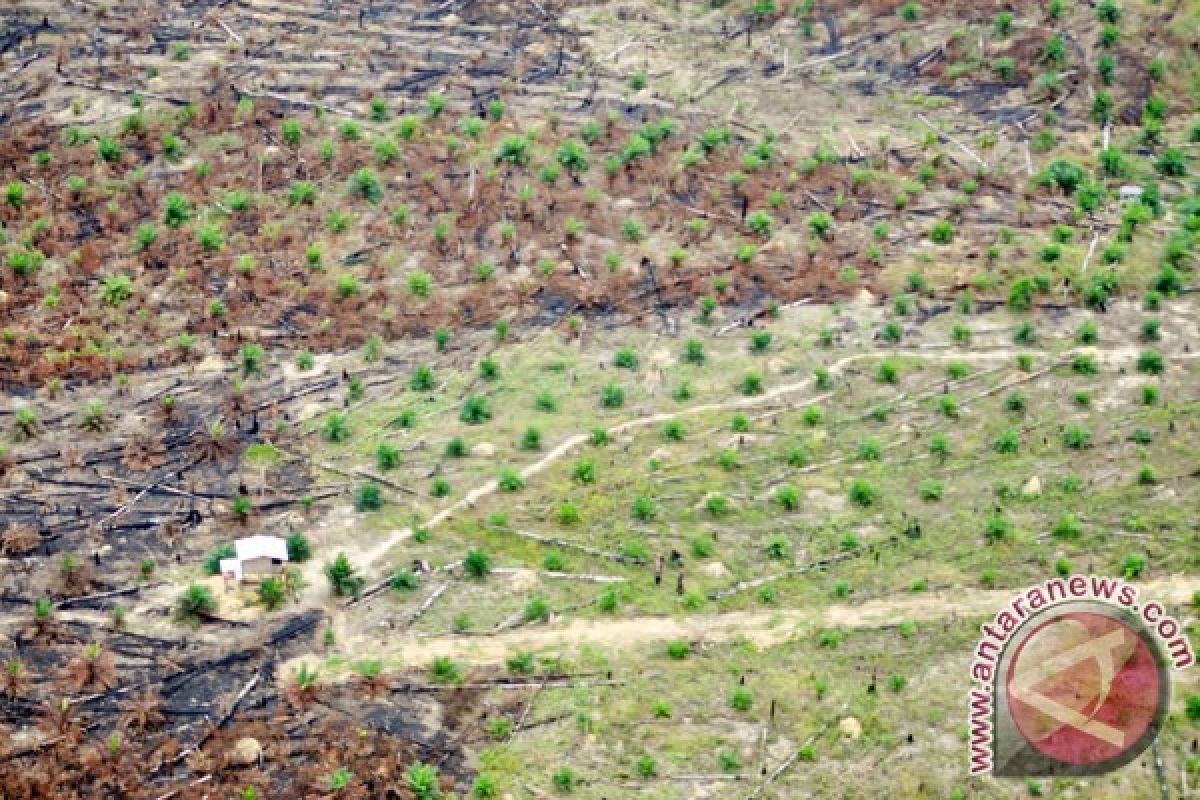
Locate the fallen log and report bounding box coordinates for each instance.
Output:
[55,584,143,610]
[505,529,646,565]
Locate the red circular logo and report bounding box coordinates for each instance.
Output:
[1005,611,1161,766]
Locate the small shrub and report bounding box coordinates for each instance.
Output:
[430,656,462,684]
[1063,424,1093,450]
[1052,514,1083,541]
[740,373,764,395]
[524,595,550,622]
[1072,354,1098,375]
[1077,320,1099,344]
[929,220,955,244]
[324,553,364,598]
[848,479,879,507]
[774,485,800,511]
[176,584,216,624]
[464,549,492,579]
[730,686,754,712]
[601,383,625,408]
[631,495,657,521]
[498,468,525,492]
[355,483,383,512]
[1137,350,1164,375]
[286,533,312,563]
[614,347,639,370]
[985,513,1013,541]
[321,413,352,443]
[460,395,492,424]
[929,433,951,461]
[666,640,690,660]
[390,568,419,591]
[1121,553,1147,579]
[521,427,542,451]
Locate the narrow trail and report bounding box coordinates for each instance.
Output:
[303,341,1171,599]
[287,576,1200,672]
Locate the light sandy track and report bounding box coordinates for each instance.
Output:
[302,341,1183,598]
[287,576,1200,673]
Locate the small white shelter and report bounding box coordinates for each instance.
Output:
[220,535,289,585]
[1119,185,1144,205]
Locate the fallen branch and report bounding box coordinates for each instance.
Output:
[492,566,624,585]
[785,45,860,76]
[162,671,259,770]
[317,462,415,494]
[214,15,242,43]
[509,673,549,740]
[506,529,646,565]
[58,78,190,106]
[55,585,141,610]
[916,114,987,169]
[405,583,450,629]
[232,85,357,118]
[1080,232,1100,274]
[153,775,212,800]
[747,706,846,799]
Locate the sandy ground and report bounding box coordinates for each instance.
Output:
[286,576,1200,675]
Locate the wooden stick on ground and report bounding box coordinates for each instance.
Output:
[405,583,450,629]
[916,114,987,169]
[746,705,846,800]
[1081,232,1100,274]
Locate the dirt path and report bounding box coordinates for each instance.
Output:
[286,576,1200,674]
[302,341,1171,599]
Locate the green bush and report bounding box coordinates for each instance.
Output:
[1121,553,1147,579]
[521,426,542,451]
[661,419,686,441]
[498,468,525,492]
[176,584,216,624]
[919,479,944,501]
[666,640,690,660]
[1063,424,1093,449]
[740,373,764,395]
[601,383,625,408]
[460,395,492,424]
[355,483,383,512]
[203,543,236,575]
[430,657,462,684]
[993,430,1020,454]
[375,443,402,471]
[774,485,800,511]
[286,533,312,563]
[1137,350,1164,375]
[524,595,550,622]
[1052,514,1083,540]
[322,412,352,443]
[390,569,419,591]
[631,495,657,521]
[848,479,879,507]
[614,347,639,370]
[257,577,287,611]
[464,549,492,579]
[929,220,955,244]
[325,553,364,598]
